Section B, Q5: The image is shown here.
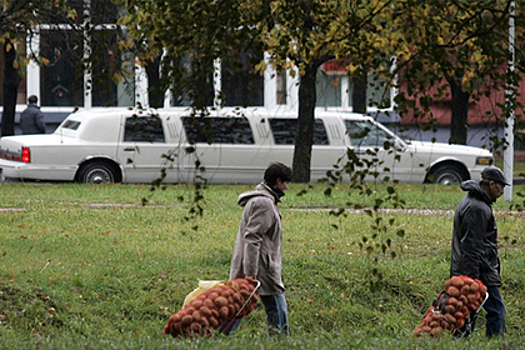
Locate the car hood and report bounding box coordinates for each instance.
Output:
[406,140,492,158]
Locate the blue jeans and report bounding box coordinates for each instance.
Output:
[459,286,506,338]
[218,293,290,336]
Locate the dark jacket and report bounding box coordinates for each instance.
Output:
[229,183,285,295]
[20,104,46,134]
[450,180,501,287]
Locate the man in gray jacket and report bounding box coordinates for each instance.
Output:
[221,162,292,336]
[20,95,46,134]
[451,166,509,338]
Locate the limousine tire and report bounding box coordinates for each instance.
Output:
[431,164,466,185]
[77,160,122,184]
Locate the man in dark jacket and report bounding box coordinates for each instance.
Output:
[20,95,46,134]
[451,166,509,338]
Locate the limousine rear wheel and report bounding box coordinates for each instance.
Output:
[77,161,122,184]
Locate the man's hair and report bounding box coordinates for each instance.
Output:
[28,95,38,104]
[264,162,292,186]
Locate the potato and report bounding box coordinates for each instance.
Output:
[219,306,230,320]
[169,313,181,323]
[200,306,212,317]
[447,286,460,297]
[456,318,465,328]
[208,292,219,301]
[203,298,215,309]
[450,276,465,289]
[470,282,480,292]
[192,310,201,322]
[200,317,210,328]
[460,285,471,295]
[444,279,452,290]
[190,322,201,332]
[467,292,478,301]
[429,320,440,328]
[221,289,232,298]
[444,305,455,314]
[240,290,252,299]
[209,316,219,328]
[211,308,220,319]
[430,326,444,336]
[190,300,203,309]
[445,313,456,324]
[181,315,193,327]
[214,296,229,307]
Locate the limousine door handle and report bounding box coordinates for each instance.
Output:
[123,147,135,152]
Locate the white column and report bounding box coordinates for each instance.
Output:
[213,58,222,110]
[504,1,515,201]
[263,52,277,110]
[83,0,92,109]
[26,31,40,100]
[135,62,149,108]
[341,76,349,109]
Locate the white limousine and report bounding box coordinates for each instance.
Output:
[0,108,493,184]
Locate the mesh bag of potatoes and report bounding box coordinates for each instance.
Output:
[412,275,488,338]
[162,278,259,338]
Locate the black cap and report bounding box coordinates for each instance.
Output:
[481,166,510,186]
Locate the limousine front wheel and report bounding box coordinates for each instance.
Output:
[76,160,122,184]
[431,164,466,185]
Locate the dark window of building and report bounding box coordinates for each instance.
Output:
[316,70,342,108]
[221,48,264,107]
[182,117,254,144]
[269,119,329,145]
[92,30,134,107]
[40,30,83,107]
[171,53,214,107]
[124,115,165,142]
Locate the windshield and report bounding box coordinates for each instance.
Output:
[344,120,398,148]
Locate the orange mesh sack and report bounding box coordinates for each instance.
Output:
[162,278,259,338]
[412,276,488,338]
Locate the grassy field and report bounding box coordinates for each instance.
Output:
[0,182,524,349]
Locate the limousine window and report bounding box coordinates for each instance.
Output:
[62,120,81,130]
[182,117,255,144]
[124,116,165,143]
[345,120,394,147]
[269,119,329,145]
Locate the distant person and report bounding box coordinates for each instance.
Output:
[20,95,46,134]
[451,166,509,338]
[219,162,293,336]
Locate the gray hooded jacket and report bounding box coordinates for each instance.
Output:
[229,183,285,296]
[450,180,501,287]
[20,104,46,134]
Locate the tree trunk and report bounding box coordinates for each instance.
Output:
[447,76,470,145]
[292,64,318,183]
[2,40,20,137]
[352,74,367,113]
[145,55,164,108]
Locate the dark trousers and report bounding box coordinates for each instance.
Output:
[218,292,290,336]
[461,285,506,338]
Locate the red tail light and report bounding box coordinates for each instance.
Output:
[21,147,31,163]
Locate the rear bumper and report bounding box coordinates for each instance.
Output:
[0,159,77,181]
